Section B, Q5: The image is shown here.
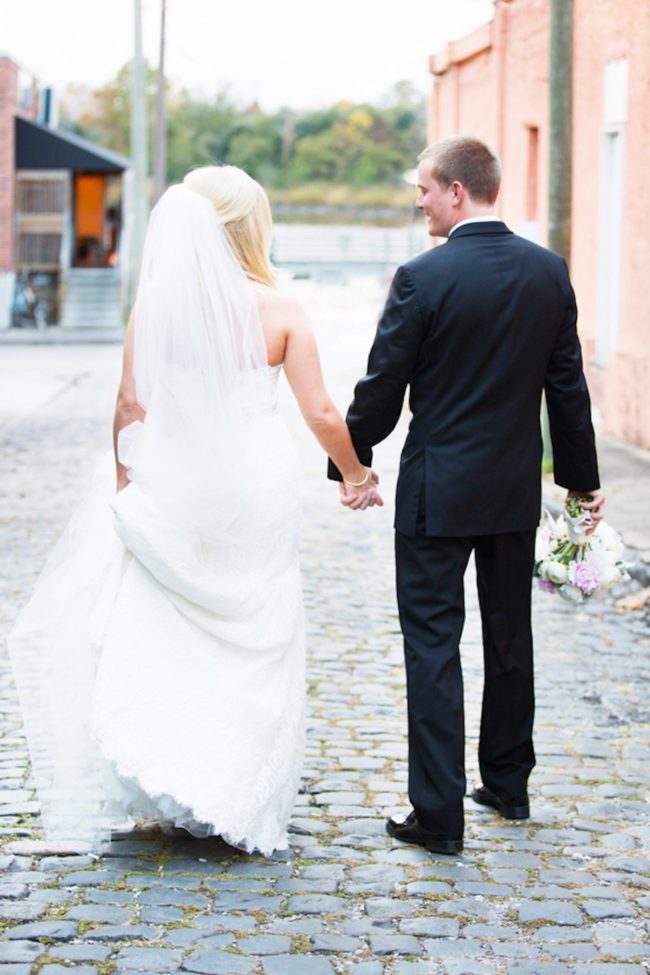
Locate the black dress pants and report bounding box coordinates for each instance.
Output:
[395,528,537,839]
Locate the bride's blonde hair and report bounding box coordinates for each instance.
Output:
[183,165,275,287]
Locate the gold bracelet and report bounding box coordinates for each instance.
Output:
[344,470,370,488]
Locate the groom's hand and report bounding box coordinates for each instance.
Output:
[567,488,606,534]
[339,470,384,510]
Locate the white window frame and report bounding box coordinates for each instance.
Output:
[596,59,628,364]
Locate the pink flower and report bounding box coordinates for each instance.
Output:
[537,579,555,593]
[569,554,601,595]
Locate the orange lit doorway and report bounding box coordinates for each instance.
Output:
[74,173,106,266]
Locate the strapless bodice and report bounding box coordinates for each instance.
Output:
[239,363,283,417]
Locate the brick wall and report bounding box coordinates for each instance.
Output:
[0,58,19,273]
[572,0,650,446]
[0,56,39,274]
[429,1,548,234]
[427,0,650,449]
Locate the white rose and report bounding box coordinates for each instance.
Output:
[595,521,615,542]
[599,564,622,589]
[558,583,583,604]
[545,561,569,585]
[594,523,624,559]
[605,540,624,561]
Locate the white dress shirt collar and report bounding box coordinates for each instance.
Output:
[448,216,500,236]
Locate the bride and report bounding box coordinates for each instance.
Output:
[9,165,382,855]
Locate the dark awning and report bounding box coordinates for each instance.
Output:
[15,116,130,172]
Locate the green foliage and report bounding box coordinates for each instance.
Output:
[74,63,157,156]
[166,89,237,178]
[289,129,341,182]
[293,106,347,140]
[60,70,426,194]
[224,113,285,185]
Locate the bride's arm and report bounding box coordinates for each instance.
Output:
[113,312,146,491]
[282,299,379,495]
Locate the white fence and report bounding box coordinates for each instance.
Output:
[271,223,429,279]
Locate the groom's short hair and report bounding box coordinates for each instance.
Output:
[419,137,501,204]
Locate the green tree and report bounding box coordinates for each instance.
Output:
[74,61,156,156]
[223,112,284,183]
[288,131,337,181]
[293,105,346,140]
[60,67,427,195]
[166,90,237,180]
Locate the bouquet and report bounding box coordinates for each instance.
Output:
[534,496,629,603]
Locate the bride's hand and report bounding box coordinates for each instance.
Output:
[339,469,384,510]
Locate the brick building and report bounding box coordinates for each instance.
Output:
[428,0,650,449]
[0,55,130,330]
[0,55,38,327]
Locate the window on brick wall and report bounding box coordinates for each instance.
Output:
[597,59,628,363]
[518,126,541,243]
[526,125,539,222]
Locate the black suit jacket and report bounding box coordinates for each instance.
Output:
[328,221,599,537]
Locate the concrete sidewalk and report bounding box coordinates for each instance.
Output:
[0,326,123,345]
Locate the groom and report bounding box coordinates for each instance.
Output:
[329,136,604,854]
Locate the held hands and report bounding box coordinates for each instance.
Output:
[339,468,384,511]
[567,488,606,535]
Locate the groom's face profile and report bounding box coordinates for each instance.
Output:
[416,161,458,239]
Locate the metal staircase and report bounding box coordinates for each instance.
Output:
[60,268,123,329]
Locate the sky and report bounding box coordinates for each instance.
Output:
[1,0,495,110]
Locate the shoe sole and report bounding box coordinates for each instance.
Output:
[424,838,464,854]
[386,823,463,855]
[472,793,529,820]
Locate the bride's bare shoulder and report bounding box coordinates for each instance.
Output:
[252,282,309,329]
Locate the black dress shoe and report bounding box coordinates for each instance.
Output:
[386,811,463,855]
[471,785,530,820]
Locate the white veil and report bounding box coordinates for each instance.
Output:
[133,182,268,415]
[9,184,279,847]
[123,183,275,523]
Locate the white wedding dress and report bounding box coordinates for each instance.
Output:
[9,186,306,855]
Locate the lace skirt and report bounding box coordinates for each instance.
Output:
[9,412,305,855]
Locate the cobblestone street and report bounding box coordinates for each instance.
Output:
[1,280,649,975]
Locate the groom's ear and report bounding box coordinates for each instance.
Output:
[450,181,465,207]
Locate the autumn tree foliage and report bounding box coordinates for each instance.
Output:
[60,68,425,191]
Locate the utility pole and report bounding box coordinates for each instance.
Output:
[129,0,149,305]
[153,0,167,204]
[543,0,574,473]
[548,0,573,264]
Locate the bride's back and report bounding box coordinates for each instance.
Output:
[253,282,305,368]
